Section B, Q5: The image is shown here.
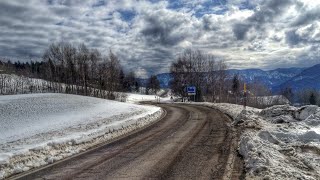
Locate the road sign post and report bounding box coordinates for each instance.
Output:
[187,86,196,102]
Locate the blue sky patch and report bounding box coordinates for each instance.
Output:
[119,10,136,22]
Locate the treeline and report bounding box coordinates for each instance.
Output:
[281,87,320,106]
[230,74,320,107]
[0,42,141,99]
[170,49,227,102]
[169,49,319,107]
[169,49,259,104]
[0,59,44,78]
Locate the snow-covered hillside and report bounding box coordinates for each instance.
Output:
[0,93,162,179]
[200,103,320,179]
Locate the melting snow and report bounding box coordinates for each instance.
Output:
[191,102,320,179]
[235,105,320,179]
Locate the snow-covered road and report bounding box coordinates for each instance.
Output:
[0,93,162,179]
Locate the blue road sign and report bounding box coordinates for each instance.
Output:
[187,86,196,95]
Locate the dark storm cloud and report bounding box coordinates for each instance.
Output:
[232,0,293,40]
[0,1,28,16]
[0,1,60,24]
[0,1,95,60]
[116,45,175,77]
[232,23,251,40]
[285,30,303,46]
[140,15,186,46]
[249,0,292,23]
[286,23,320,46]
[291,6,320,27]
[283,1,320,47]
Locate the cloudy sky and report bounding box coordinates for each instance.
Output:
[1,0,320,77]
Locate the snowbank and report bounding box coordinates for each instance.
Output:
[191,102,261,120]
[234,104,320,179]
[189,102,320,179]
[0,93,162,179]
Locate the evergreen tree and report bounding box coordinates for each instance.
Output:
[310,93,316,105]
[147,75,160,94]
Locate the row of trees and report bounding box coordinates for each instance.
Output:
[1,46,319,106]
[42,43,140,99]
[0,43,143,99]
[169,49,320,107]
[169,49,273,103]
[231,75,320,106]
[281,87,320,106]
[0,60,44,78]
[170,49,227,102]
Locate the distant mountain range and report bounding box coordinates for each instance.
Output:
[272,64,320,92]
[227,68,305,88]
[141,63,320,92]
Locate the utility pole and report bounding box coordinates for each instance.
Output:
[243,83,247,109]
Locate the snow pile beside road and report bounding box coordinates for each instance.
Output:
[237,105,320,179]
[260,105,319,122]
[0,93,162,179]
[194,102,261,120]
[193,102,320,179]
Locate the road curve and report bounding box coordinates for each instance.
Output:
[11,103,244,180]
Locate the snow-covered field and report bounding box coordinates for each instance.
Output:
[0,93,162,179]
[197,102,320,179]
[126,92,172,103]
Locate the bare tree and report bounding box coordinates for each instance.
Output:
[89,49,100,84]
[63,43,77,93]
[231,74,240,104]
[77,43,90,95]
[0,42,136,101]
[105,50,122,99]
[170,49,227,102]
